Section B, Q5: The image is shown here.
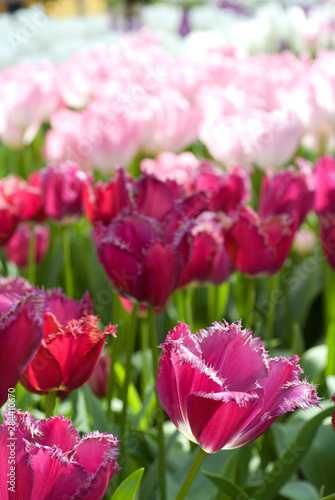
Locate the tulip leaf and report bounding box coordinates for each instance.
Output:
[202,471,250,499]
[111,467,144,500]
[279,480,320,500]
[326,319,335,376]
[83,384,110,432]
[251,406,334,500]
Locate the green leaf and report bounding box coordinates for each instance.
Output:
[252,406,334,500]
[111,468,144,500]
[83,384,110,432]
[280,480,320,500]
[326,320,335,376]
[203,471,250,499]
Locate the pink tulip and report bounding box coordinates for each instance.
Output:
[88,353,111,398]
[224,206,297,275]
[259,167,314,226]
[0,285,44,407]
[5,224,50,267]
[0,410,119,499]
[0,175,45,222]
[157,321,320,453]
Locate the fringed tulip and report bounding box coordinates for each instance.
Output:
[20,314,116,397]
[93,212,192,308]
[0,410,119,499]
[259,167,314,226]
[5,224,50,267]
[224,206,297,275]
[0,175,45,222]
[0,290,44,407]
[180,212,234,287]
[157,321,320,453]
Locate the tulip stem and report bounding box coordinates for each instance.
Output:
[244,277,256,329]
[62,226,74,298]
[119,301,139,477]
[148,306,166,500]
[265,273,279,343]
[28,227,37,285]
[175,447,207,500]
[45,390,57,418]
[183,288,193,327]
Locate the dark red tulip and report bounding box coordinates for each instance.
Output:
[224,206,297,275]
[313,156,335,215]
[259,167,314,226]
[180,211,234,287]
[193,163,251,214]
[5,223,50,267]
[83,168,133,225]
[39,161,92,223]
[0,181,19,246]
[93,212,192,308]
[0,288,44,406]
[0,410,119,499]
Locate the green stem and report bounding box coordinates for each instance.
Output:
[208,285,218,324]
[265,273,279,343]
[175,447,207,500]
[183,288,193,327]
[45,390,57,418]
[28,227,37,285]
[119,302,139,476]
[244,277,256,329]
[62,226,73,297]
[107,291,120,421]
[148,306,166,500]
[140,317,149,399]
[320,494,335,500]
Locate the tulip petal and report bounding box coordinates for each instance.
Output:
[186,390,263,453]
[29,445,88,500]
[35,415,80,451]
[20,345,62,394]
[198,322,269,392]
[135,176,177,222]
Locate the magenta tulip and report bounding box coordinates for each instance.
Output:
[259,168,314,226]
[5,224,50,267]
[224,206,297,275]
[0,410,119,499]
[0,289,44,406]
[157,321,320,453]
[313,156,335,215]
[180,211,234,287]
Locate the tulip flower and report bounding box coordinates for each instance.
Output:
[259,167,314,226]
[88,353,111,398]
[313,156,335,215]
[0,409,119,499]
[93,212,192,309]
[5,224,50,268]
[0,290,44,407]
[0,175,45,222]
[83,168,133,226]
[157,321,320,454]
[224,206,297,275]
[180,212,234,287]
[319,214,335,270]
[20,302,115,397]
[39,162,91,223]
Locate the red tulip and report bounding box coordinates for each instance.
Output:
[157,321,320,453]
[180,212,234,287]
[83,168,133,225]
[5,224,50,267]
[0,175,45,222]
[313,156,335,215]
[0,183,19,246]
[193,163,251,214]
[39,162,91,223]
[20,313,116,397]
[0,288,44,406]
[259,167,314,226]
[93,212,192,308]
[224,206,297,275]
[0,410,119,499]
